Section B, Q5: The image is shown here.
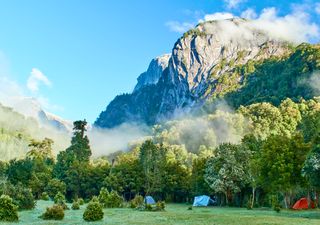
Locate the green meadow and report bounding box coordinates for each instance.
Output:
[1,200,319,225]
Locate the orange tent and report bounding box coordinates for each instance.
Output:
[292,198,315,210]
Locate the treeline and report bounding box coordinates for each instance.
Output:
[0,98,320,211]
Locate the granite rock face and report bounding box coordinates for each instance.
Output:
[134,54,171,92]
[95,18,291,128]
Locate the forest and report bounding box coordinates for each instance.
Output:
[0,96,320,222]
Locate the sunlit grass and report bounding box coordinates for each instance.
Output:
[1,200,319,225]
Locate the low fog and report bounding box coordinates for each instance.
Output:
[88,123,150,158]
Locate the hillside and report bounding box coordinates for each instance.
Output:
[0,103,70,161]
[95,18,320,128]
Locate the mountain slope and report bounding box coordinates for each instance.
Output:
[95,18,318,128]
[0,103,70,160]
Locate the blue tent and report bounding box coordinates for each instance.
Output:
[193,195,214,207]
[144,196,156,204]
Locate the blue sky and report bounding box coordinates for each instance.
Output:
[0,0,319,123]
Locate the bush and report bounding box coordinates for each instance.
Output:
[3,184,35,210]
[45,179,66,199]
[98,188,109,207]
[41,192,50,201]
[156,201,165,211]
[271,195,281,213]
[54,192,65,204]
[145,204,153,211]
[54,192,69,210]
[83,201,104,221]
[0,195,18,222]
[130,194,144,208]
[40,204,64,220]
[72,201,80,210]
[98,189,123,208]
[78,198,85,205]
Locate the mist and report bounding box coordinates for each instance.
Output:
[154,100,248,152]
[88,123,150,158]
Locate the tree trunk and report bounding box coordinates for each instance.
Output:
[284,193,288,209]
[225,192,228,206]
[251,187,256,209]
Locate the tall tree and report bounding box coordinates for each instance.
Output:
[205,143,251,205]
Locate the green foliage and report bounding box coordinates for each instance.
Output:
[6,158,33,186]
[302,134,320,190]
[40,192,49,201]
[205,143,251,205]
[156,201,166,211]
[53,192,68,210]
[2,183,35,210]
[83,200,104,221]
[54,192,65,204]
[145,204,153,211]
[99,189,123,208]
[71,200,80,210]
[40,204,64,220]
[78,198,85,205]
[130,194,144,208]
[45,178,66,199]
[225,44,320,108]
[0,195,18,222]
[182,28,206,38]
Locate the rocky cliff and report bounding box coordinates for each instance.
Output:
[95,18,317,128]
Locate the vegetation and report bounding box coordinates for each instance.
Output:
[0,195,18,222]
[83,199,104,221]
[40,204,64,220]
[15,201,320,225]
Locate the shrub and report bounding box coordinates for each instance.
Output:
[98,189,123,208]
[45,179,66,199]
[145,204,153,211]
[72,201,80,210]
[83,201,104,221]
[106,191,123,208]
[271,195,281,213]
[130,194,144,208]
[0,195,18,222]
[3,184,35,210]
[40,204,64,220]
[41,192,50,201]
[156,201,165,211]
[54,192,65,204]
[78,198,85,205]
[54,192,69,210]
[98,188,109,207]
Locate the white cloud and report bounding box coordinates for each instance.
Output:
[250,7,319,43]
[224,0,246,9]
[166,21,195,33]
[241,8,257,20]
[27,68,51,92]
[203,12,234,21]
[316,3,320,14]
[198,6,319,44]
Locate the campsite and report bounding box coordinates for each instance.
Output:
[1,1,320,224]
[9,200,320,225]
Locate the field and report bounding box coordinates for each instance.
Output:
[1,200,320,225]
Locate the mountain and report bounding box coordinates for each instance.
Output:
[0,103,70,161]
[7,97,72,132]
[95,18,320,128]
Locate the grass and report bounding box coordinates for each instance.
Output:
[0,200,320,225]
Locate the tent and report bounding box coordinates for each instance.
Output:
[193,195,215,207]
[292,198,315,210]
[144,196,156,204]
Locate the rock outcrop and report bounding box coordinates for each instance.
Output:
[95,18,293,128]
